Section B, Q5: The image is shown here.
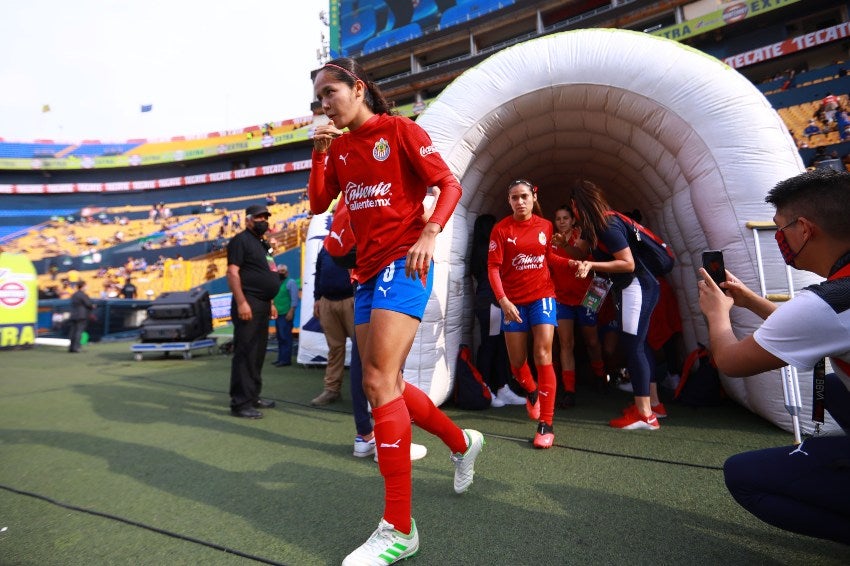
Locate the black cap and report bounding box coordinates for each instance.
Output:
[245,204,270,217]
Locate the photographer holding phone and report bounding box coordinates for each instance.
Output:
[698,169,850,545]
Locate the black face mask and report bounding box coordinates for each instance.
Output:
[252,221,269,236]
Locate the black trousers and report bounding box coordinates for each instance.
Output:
[229,295,271,410]
[68,319,87,352]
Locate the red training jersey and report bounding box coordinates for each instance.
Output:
[308,113,461,282]
[488,214,557,305]
[550,229,591,305]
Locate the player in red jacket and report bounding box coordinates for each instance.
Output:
[309,57,484,566]
[488,179,570,449]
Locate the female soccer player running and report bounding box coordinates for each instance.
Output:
[550,204,607,406]
[308,57,484,565]
[488,180,567,448]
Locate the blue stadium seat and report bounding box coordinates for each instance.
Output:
[0,142,70,159]
[341,6,379,55]
[411,0,440,28]
[439,0,514,29]
[362,23,422,55]
[68,143,142,157]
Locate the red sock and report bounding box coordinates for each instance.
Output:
[403,384,467,454]
[372,396,412,534]
[561,369,576,393]
[538,364,557,425]
[590,360,605,378]
[511,363,536,393]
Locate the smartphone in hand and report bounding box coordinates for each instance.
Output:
[702,250,726,286]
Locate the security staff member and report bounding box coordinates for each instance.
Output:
[227,204,280,418]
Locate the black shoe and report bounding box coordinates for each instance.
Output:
[558,391,576,409]
[253,398,276,409]
[231,407,263,419]
[272,361,291,367]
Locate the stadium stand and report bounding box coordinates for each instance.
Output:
[439,0,515,30]
[67,143,143,157]
[0,142,70,159]
[341,6,379,54]
[362,23,423,55]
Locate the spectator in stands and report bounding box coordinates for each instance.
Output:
[40,285,59,300]
[68,281,94,353]
[803,119,821,140]
[837,110,850,141]
[205,262,219,281]
[226,203,279,419]
[310,245,355,405]
[272,263,299,367]
[120,277,137,299]
[265,193,276,206]
[822,92,840,123]
[780,69,796,91]
[810,147,829,168]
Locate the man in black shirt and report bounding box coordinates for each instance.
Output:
[121,277,137,299]
[68,281,95,353]
[226,204,281,418]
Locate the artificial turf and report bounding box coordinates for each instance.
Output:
[0,340,847,565]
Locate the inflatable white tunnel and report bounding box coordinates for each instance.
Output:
[402,28,835,433]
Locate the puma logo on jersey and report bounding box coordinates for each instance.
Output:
[378,285,391,297]
[507,237,518,245]
[329,229,345,247]
[339,153,349,165]
[380,439,401,449]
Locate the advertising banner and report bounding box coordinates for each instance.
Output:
[724,21,850,69]
[0,253,38,349]
[652,0,800,42]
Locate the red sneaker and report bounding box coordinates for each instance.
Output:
[525,389,540,421]
[532,422,554,449]
[610,405,660,430]
[621,402,668,419]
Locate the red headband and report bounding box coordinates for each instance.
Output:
[323,63,362,84]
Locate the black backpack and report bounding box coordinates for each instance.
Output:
[453,344,492,410]
[599,211,675,276]
[673,344,725,406]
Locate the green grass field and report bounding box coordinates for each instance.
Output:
[0,341,847,565]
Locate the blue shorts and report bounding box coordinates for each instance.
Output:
[556,301,598,327]
[354,257,434,326]
[502,297,557,333]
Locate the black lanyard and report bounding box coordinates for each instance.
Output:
[811,256,850,425]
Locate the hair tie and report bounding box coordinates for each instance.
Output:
[324,63,362,84]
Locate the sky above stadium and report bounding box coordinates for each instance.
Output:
[0,0,328,143]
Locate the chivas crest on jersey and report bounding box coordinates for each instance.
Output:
[373,137,391,162]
